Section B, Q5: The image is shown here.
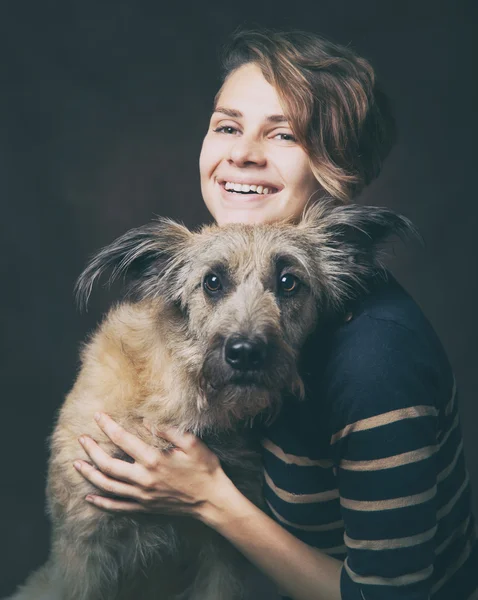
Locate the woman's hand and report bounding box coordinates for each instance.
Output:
[73,412,228,517]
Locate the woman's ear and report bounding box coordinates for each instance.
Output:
[75,218,192,311]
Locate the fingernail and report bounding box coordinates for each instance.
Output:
[94,412,101,421]
[73,461,82,470]
[85,495,94,502]
[78,436,85,445]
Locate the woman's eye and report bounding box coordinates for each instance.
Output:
[279,274,301,295]
[203,273,222,294]
[275,132,297,142]
[213,125,239,135]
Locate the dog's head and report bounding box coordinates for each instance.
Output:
[76,200,416,428]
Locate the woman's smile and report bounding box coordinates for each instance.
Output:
[215,177,282,208]
[217,180,278,204]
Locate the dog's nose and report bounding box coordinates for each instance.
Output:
[224,337,267,371]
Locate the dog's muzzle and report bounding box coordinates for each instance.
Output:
[201,331,294,395]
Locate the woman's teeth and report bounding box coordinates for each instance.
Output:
[223,182,275,195]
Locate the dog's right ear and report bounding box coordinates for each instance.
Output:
[75,218,192,311]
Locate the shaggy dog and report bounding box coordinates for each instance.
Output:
[8,201,413,600]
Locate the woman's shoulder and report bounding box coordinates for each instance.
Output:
[331,272,450,371]
[302,273,455,427]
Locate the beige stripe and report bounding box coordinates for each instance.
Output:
[341,445,437,472]
[438,413,460,449]
[330,405,437,444]
[437,474,470,521]
[435,515,471,555]
[261,438,333,468]
[341,485,436,512]
[344,557,433,586]
[345,525,437,551]
[323,544,348,555]
[264,469,339,504]
[437,438,464,483]
[266,499,344,532]
[431,529,477,594]
[445,376,457,417]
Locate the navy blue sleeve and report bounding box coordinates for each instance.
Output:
[325,315,449,600]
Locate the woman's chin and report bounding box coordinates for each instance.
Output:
[215,197,289,225]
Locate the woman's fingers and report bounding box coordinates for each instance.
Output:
[85,494,148,513]
[73,415,225,517]
[156,427,201,454]
[93,413,159,465]
[78,435,140,483]
[74,459,145,501]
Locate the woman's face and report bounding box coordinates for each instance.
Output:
[199,63,323,225]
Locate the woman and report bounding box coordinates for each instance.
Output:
[72,30,478,600]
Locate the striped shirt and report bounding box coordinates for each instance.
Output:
[260,274,477,599]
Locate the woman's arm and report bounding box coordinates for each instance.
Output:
[199,472,343,600]
[75,412,342,600]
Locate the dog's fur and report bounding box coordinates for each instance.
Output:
[8,201,414,600]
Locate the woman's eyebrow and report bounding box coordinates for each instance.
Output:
[214,106,289,124]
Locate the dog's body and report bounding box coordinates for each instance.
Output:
[43,301,265,600]
[8,201,414,600]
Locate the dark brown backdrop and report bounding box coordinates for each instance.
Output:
[0,0,475,597]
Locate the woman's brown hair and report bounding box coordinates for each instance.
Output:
[216,29,396,202]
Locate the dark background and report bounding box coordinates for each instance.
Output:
[0,0,476,597]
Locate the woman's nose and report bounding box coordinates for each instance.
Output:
[228,136,266,167]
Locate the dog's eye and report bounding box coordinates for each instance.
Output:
[279,273,301,295]
[203,273,222,294]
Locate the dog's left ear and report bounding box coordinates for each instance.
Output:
[298,199,420,308]
[75,218,192,310]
